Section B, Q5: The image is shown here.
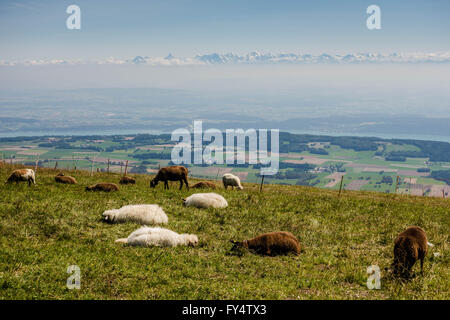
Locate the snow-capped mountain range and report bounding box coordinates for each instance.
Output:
[2,51,450,66]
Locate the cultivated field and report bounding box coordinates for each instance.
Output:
[0,164,448,300]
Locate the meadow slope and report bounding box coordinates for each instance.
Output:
[0,165,448,300]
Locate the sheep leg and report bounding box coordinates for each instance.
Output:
[420,258,424,275]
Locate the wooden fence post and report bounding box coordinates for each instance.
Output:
[338,175,344,197]
[34,155,39,173]
[72,155,76,171]
[394,176,399,194]
[260,175,265,192]
[107,158,110,174]
[120,162,123,175]
[54,161,58,170]
[444,188,446,199]
[91,158,95,176]
[216,168,220,181]
[124,160,129,176]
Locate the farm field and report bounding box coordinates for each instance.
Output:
[0,164,448,299]
[1,134,449,198]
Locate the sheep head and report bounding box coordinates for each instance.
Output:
[102,210,117,223]
[182,234,198,246]
[150,179,158,188]
[230,240,245,250]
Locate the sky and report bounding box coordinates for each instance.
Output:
[0,0,449,60]
[0,0,448,131]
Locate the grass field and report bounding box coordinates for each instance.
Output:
[0,164,448,300]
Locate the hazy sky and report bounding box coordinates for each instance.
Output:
[1,0,449,60]
[0,0,449,124]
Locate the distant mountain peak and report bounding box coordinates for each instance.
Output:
[3,51,450,67]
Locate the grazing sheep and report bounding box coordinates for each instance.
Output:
[102,204,168,225]
[150,165,189,190]
[86,182,119,192]
[115,226,198,247]
[191,181,216,189]
[5,169,36,186]
[183,192,228,209]
[231,231,301,256]
[391,226,430,278]
[55,172,77,184]
[222,173,243,190]
[119,176,136,185]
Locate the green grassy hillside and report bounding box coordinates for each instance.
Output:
[0,164,448,300]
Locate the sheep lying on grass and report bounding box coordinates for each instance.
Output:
[222,173,243,190]
[55,172,77,184]
[183,192,228,209]
[191,181,216,189]
[86,182,119,192]
[116,226,198,247]
[391,226,432,278]
[119,176,136,185]
[5,169,36,186]
[102,204,168,225]
[231,231,301,256]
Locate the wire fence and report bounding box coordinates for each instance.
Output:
[2,157,449,199]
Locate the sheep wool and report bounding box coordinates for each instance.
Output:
[392,226,429,277]
[103,204,168,225]
[116,227,198,247]
[5,169,36,186]
[222,173,243,190]
[183,192,228,209]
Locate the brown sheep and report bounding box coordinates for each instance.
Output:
[391,226,429,278]
[231,231,301,256]
[55,172,77,184]
[119,176,136,185]
[85,182,119,192]
[191,181,216,189]
[5,169,36,186]
[150,165,189,190]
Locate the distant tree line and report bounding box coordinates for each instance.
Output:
[6,131,450,162]
[385,156,406,162]
[430,170,450,185]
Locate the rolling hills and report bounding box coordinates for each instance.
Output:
[0,164,448,299]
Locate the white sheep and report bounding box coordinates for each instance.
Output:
[183,192,228,209]
[222,173,243,190]
[102,204,168,225]
[115,226,198,247]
